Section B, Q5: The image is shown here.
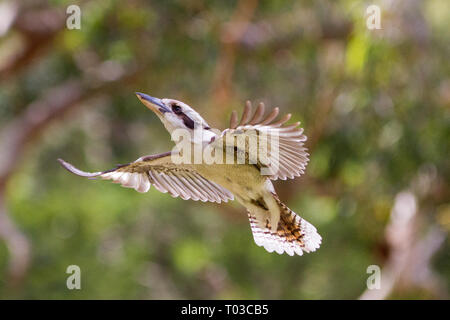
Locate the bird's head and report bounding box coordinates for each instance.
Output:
[136,92,216,144]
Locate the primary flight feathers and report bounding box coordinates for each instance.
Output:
[222,100,309,180]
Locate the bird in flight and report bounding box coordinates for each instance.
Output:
[59,93,321,256]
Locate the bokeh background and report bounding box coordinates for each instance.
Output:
[0,0,449,299]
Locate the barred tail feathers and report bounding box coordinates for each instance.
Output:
[247,195,321,256]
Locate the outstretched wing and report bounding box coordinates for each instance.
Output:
[58,152,234,203]
[219,101,309,180]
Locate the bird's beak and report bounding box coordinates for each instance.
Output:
[135,92,171,115]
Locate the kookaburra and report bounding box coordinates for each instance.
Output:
[58,93,321,256]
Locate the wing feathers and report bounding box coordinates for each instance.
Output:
[249,102,265,125]
[58,153,233,203]
[259,107,279,125]
[229,110,239,129]
[270,113,292,127]
[58,158,103,177]
[238,101,252,127]
[148,170,168,194]
[180,173,209,201]
[223,101,309,180]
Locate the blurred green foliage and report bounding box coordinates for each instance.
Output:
[0,0,449,299]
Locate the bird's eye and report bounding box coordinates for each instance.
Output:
[172,105,182,114]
